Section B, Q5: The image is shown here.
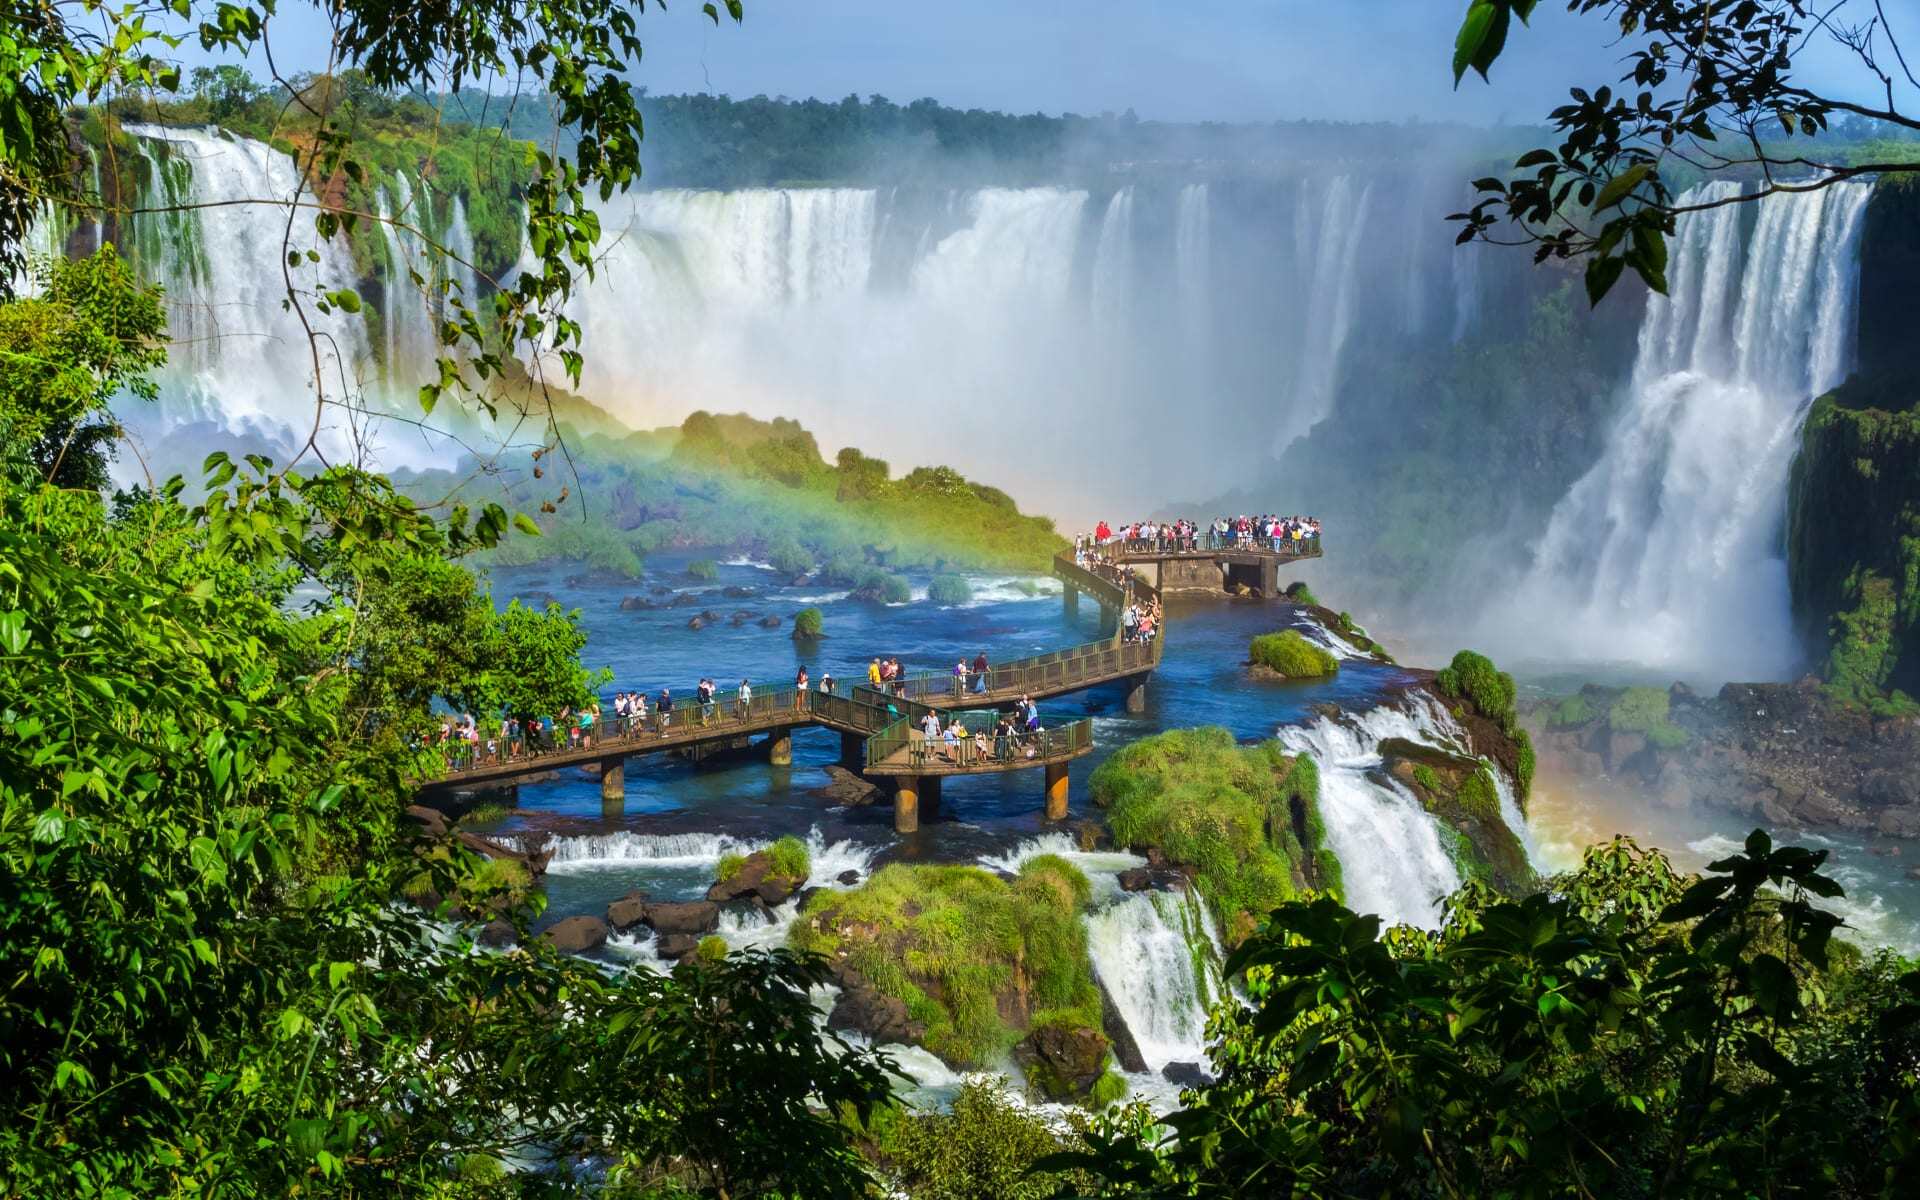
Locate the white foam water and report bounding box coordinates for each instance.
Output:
[1084,888,1224,1071]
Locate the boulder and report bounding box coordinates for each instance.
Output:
[519,590,562,609]
[671,592,704,607]
[1161,1061,1210,1089]
[1878,806,1920,839]
[644,900,720,936]
[815,764,881,807]
[788,574,810,588]
[707,851,802,906]
[539,915,610,954]
[836,869,861,886]
[404,804,450,839]
[607,890,650,932]
[618,595,656,611]
[758,615,783,629]
[722,585,757,599]
[1096,979,1148,1074]
[454,830,550,880]
[699,610,721,623]
[651,585,672,596]
[1117,867,1153,892]
[828,977,925,1045]
[1014,1022,1110,1101]
[686,617,706,631]
[656,933,700,960]
[478,920,517,948]
[794,886,823,911]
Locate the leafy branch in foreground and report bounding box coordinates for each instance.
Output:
[1449,1,1920,303]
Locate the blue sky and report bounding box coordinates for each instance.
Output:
[199,0,1879,126]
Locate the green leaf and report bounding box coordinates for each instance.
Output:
[1453,1,1499,84]
[1594,164,1652,211]
[511,512,542,537]
[1585,254,1627,306]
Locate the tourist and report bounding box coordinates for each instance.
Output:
[795,666,809,710]
[972,651,990,694]
[820,669,835,694]
[953,658,969,696]
[657,687,672,733]
[919,708,942,759]
[696,678,715,726]
[736,678,753,720]
[867,656,883,688]
[994,713,1016,760]
[941,716,963,762]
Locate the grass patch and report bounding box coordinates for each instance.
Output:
[928,574,973,606]
[695,935,729,964]
[687,558,719,581]
[1249,630,1339,678]
[1089,727,1336,942]
[1608,686,1689,749]
[1550,694,1595,728]
[456,800,513,827]
[790,859,1099,1068]
[1284,581,1319,606]
[867,1077,1091,1200]
[766,835,811,884]
[792,606,824,638]
[715,853,747,884]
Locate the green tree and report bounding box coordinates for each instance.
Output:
[1452,1,1920,303]
[0,248,165,489]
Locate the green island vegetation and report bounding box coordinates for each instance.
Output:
[717,837,809,887]
[1282,580,1320,606]
[1248,629,1339,678]
[695,935,731,964]
[1053,833,1920,1196]
[1089,728,1336,942]
[927,573,973,606]
[1433,648,1535,800]
[1544,684,1691,751]
[686,558,720,581]
[399,410,1066,582]
[847,1077,1095,1200]
[788,857,1115,1097]
[792,606,825,639]
[1386,738,1532,891]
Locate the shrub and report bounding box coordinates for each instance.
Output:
[1249,630,1339,678]
[872,572,912,605]
[928,574,973,606]
[687,558,719,581]
[766,835,811,883]
[1645,722,1691,751]
[1284,581,1320,606]
[1514,727,1536,800]
[1607,686,1670,733]
[766,538,812,577]
[1412,764,1443,794]
[1088,1069,1129,1110]
[792,606,824,638]
[1434,650,1518,734]
[877,1077,1090,1200]
[694,935,729,964]
[715,852,747,883]
[1090,728,1335,940]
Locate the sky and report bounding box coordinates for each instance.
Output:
[184,0,1889,128]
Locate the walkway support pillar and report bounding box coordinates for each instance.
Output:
[600,757,625,802]
[895,777,920,833]
[767,728,793,767]
[1064,585,1079,619]
[1125,673,1150,714]
[840,731,864,767]
[1044,761,1069,821]
[1261,557,1280,597]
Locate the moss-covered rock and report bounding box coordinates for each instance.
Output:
[1089,728,1337,943]
[1381,739,1532,892]
[928,574,973,606]
[789,859,1109,1089]
[1249,630,1339,678]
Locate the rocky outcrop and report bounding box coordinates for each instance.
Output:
[618,594,657,611]
[706,851,803,907]
[539,915,609,954]
[1529,679,1920,836]
[606,890,650,932]
[1014,1022,1111,1102]
[1380,737,1532,892]
[827,971,925,1045]
[455,830,551,880]
[1096,979,1148,1074]
[758,615,783,628]
[813,764,881,807]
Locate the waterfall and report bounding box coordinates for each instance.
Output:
[1084,888,1224,1071]
[1279,175,1374,452]
[1089,186,1136,333]
[1174,183,1213,392]
[1499,182,1872,679]
[1276,699,1479,929]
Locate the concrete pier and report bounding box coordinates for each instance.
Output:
[766,729,793,766]
[1125,673,1149,714]
[1044,761,1070,821]
[600,756,624,801]
[894,775,942,833]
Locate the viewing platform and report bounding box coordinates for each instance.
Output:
[1088,535,1320,596]
[422,550,1157,833]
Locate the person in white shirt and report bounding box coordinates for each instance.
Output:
[736,679,752,719]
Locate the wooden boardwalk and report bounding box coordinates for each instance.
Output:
[425,549,1163,831]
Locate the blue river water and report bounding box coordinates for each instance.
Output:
[477,551,1414,923]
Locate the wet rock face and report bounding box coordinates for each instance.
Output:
[540,915,609,954]
[619,595,656,611]
[828,974,925,1045]
[1531,678,1920,836]
[1014,1022,1111,1101]
[814,765,881,808]
[606,890,650,932]
[644,901,720,936]
[655,933,700,960]
[706,851,800,908]
[1161,1061,1210,1088]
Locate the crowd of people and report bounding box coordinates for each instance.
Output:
[1075,513,1322,559]
[913,694,1046,764]
[1121,596,1162,645]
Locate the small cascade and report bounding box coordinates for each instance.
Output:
[1279,174,1374,452]
[1276,701,1468,928]
[1084,888,1224,1071]
[1501,181,1873,678]
[1089,186,1136,333]
[533,829,757,871]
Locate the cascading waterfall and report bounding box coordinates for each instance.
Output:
[1279,175,1374,452]
[1276,700,1479,929]
[1089,186,1136,333]
[1084,888,1224,1071]
[1499,182,1873,679]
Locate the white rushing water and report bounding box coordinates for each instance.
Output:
[89,125,1487,516]
[1083,888,1225,1072]
[1498,181,1873,680]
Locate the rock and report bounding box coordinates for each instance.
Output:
[1160,1061,1210,1089]
[758,615,783,629]
[454,830,550,880]
[1909,866,1920,882]
[828,976,925,1045]
[539,915,610,954]
[404,804,450,839]
[651,585,672,596]
[731,609,757,620]
[686,617,705,631]
[478,920,517,948]
[643,900,720,936]
[606,890,650,932]
[722,585,757,598]
[618,595,656,611]
[518,590,562,609]
[788,574,810,587]
[1096,979,1148,1074]
[1117,867,1153,892]
[1014,1022,1110,1101]
[815,765,882,807]
[794,886,823,910]
[699,610,721,623]
[671,592,704,608]
[836,869,861,886]
[707,850,802,906]
[1878,806,1920,839]
[656,933,700,960]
